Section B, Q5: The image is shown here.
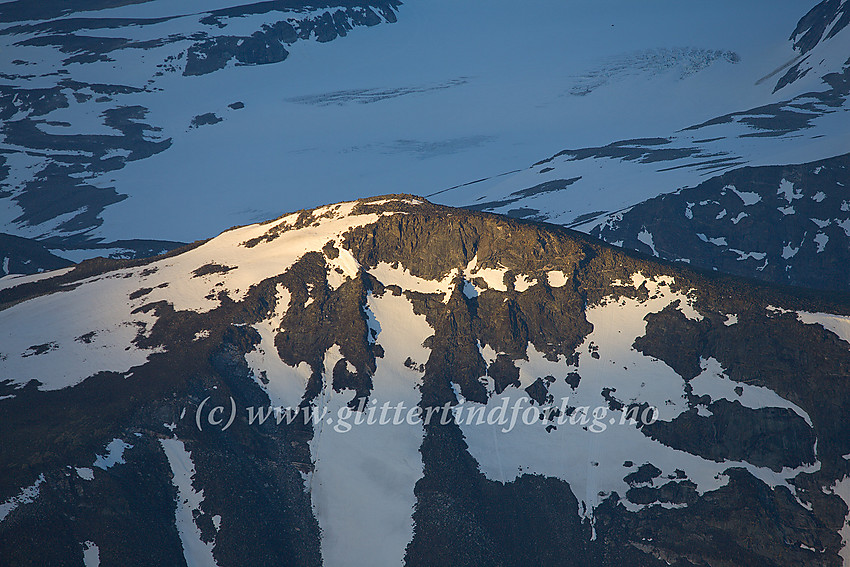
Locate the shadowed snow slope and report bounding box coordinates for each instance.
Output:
[1,0,844,271]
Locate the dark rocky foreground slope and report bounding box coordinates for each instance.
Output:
[0,196,849,566]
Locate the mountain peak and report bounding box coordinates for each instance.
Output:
[2,199,850,565]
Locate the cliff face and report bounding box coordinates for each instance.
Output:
[1,196,849,566]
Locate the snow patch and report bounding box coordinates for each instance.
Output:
[94,439,131,470]
[730,249,767,262]
[796,312,850,346]
[829,475,850,566]
[766,305,794,316]
[637,229,658,256]
[369,262,456,299]
[777,179,801,202]
[160,438,218,567]
[730,212,748,224]
[690,358,813,426]
[307,292,431,567]
[479,343,500,367]
[115,201,383,314]
[697,233,728,246]
[326,246,361,290]
[246,320,312,411]
[0,269,164,391]
[464,256,509,293]
[547,270,569,288]
[0,474,44,522]
[730,186,761,206]
[0,266,75,291]
[76,467,95,481]
[513,274,537,292]
[461,279,479,299]
[82,541,100,567]
[459,276,770,519]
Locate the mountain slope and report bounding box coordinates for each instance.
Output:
[1,196,849,566]
[778,0,850,89]
[0,0,831,267]
[436,0,850,290]
[592,153,850,291]
[0,0,402,261]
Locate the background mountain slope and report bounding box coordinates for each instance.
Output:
[2,0,847,291]
[438,0,850,290]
